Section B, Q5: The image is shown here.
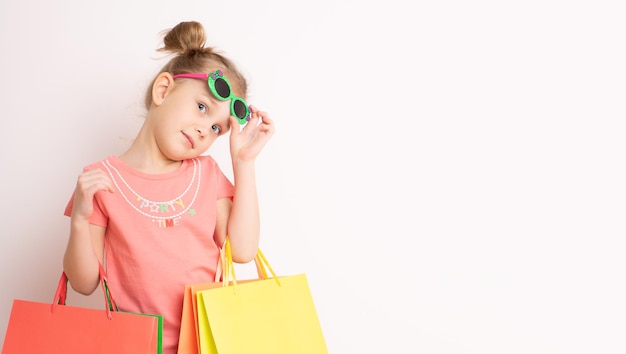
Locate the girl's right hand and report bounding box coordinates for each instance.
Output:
[71,169,114,221]
[229,105,275,163]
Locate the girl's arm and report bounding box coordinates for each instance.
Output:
[63,169,112,294]
[225,160,261,263]
[63,223,105,294]
[218,107,274,263]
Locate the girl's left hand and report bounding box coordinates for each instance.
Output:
[229,105,275,162]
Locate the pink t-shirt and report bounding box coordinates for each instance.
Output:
[65,155,234,354]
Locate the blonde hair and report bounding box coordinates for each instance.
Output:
[144,21,248,110]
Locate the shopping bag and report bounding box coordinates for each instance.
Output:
[178,283,221,354]
[196,238,328,354]
[2,263,163,354]
[178,243,262,354]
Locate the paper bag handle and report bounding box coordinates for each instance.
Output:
[216,237,280,289]
[52,263,118,320]
[214,238,266,282]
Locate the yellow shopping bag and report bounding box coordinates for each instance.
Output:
[178,243,263,354]
[196,238,328,354]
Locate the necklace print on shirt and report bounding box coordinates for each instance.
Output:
[101,158,202,228]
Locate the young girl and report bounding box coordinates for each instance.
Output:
[62,21,274,353]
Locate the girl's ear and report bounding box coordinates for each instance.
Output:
[151,72,174,106]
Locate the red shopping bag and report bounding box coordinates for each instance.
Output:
[2,264,163,354]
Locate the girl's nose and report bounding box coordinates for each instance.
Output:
[195,126,207,139]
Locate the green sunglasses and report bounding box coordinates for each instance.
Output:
[173,70,250,124]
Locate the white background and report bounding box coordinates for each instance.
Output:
[1,1,625,353]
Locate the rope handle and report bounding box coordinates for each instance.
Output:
[215,237,281,290]
[52,263,118,320]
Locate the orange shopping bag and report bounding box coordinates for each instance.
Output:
[178,244,262,354]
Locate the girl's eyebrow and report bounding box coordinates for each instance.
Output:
[197,91,218,107]
[201,90,223,105]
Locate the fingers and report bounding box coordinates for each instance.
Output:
[229,115,242,135]
[249,104,260,118]
[245,105,274,134]
[72,169,114,220]
[228,104,275,162]
[248,105,265,123]
[256,110,274,136]
[76,169,115,196]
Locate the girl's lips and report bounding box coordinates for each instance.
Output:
[182,131,194,149]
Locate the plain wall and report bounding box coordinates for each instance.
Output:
[1,1,625,353]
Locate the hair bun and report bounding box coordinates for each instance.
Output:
[159,21,207,54]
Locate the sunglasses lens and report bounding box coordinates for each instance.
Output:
[214,78,231,99]
[233,99,247,119]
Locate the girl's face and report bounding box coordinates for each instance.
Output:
[150,76,233,161]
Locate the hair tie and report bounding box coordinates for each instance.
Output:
[184,47,214,57]
[183,48,200,57]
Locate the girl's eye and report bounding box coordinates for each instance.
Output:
[198,103,207,113]
[211,124,222,135]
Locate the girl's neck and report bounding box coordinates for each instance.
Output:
[119,120,184,174]
[118,145,182,175]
